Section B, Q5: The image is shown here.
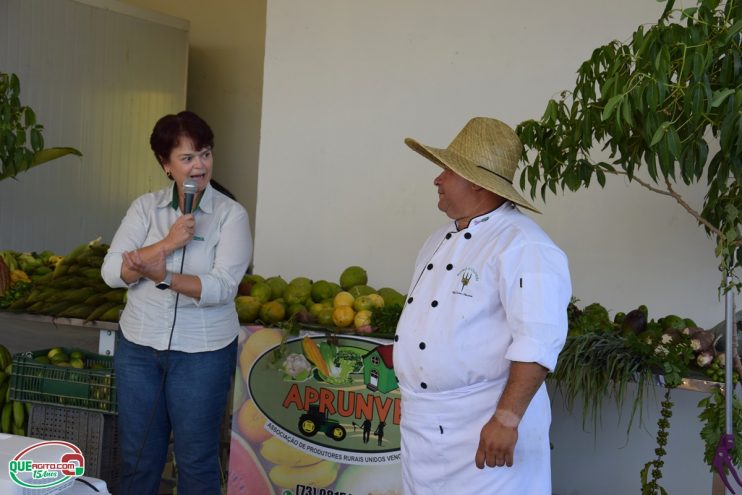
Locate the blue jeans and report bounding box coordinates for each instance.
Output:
[115,332,237,495]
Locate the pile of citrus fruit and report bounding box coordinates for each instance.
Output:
[234,266,406,333]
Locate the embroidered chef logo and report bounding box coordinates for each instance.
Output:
[453,268,479,297]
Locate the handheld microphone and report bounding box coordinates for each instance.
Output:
[183,179,198,214]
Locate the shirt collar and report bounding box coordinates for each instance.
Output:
[453,201,514,232]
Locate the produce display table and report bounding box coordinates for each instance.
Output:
[229,326,401,494]
[0,312,117,356]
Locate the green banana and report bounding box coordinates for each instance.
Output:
[99,305,125,322]
[85,301,120,322]
[58,304,95,319]
[1,403,12,433]
[0,382,8,410]
[0,344,11,370]
[103,290,126,304]
[12,401,24,429]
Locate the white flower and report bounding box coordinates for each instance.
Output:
[654,345,669,356]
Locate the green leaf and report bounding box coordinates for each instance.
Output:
[543,99,558,123]
[710,88,735,108]
[650,122,669,147]
[667,128,681,159]
[23,107,35,127]
[724,19,742,44]
[621,98,633,126]
[602,94,623,121]
[32,147,81,167]
[30,128,43,151]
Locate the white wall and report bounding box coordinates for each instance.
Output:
[256,0,723,328]
[0,0,188,254]
[257,1,724,493]
[118,0,267,244]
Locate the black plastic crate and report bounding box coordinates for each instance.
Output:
[28,404,120,490]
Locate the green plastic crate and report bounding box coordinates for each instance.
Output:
[10,348,117,414]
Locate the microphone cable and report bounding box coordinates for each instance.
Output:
[126,201,194,495]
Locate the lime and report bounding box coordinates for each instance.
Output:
[349,285,376,298]
[289,277,312,289]
[50,352,69,365]
[377,287,404,307]
[339,266,367,291]
[317,308,334,326]
[250,282,272,303]
[265,276,288,300]
[243,274,265,284]
[311,280,341,303]
[47,347,64,360]
[259,301,286,325]
[284,284,311,306]
[288,303,307,317]
[236,296,262,323]
[353,295,376,312]
[309,302,328,317]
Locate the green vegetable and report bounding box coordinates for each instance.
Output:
[371,303,403,335]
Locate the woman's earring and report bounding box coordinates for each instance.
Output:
[166,171,173,180]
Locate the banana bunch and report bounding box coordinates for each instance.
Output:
[6,239,126,322]
[0,344,30,435]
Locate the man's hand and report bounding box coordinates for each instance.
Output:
[475,414,518,468]
[473,361,549,469]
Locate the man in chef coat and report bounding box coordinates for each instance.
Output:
[392,117,572,494]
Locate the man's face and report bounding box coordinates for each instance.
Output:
[433,166,476,219]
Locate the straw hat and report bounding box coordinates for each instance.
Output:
[405,117,539,213]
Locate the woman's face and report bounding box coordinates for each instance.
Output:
[162,136,213,193]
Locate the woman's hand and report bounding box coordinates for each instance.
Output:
[122,248,166,284]
[164,214,195,251]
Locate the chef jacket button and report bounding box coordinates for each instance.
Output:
[420,382,428,389]
[446,264,453,271]
[407,297,414,304]
[419,342,426,350]
[464,232,472,239]
[394,335,399,342]
[426,263,433,270]
[431,300,438,307]
[445,233,452,239]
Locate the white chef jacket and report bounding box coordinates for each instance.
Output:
[392,202,571,494]
[101,183,252,352]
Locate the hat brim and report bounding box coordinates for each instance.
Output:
[404,138,540,214]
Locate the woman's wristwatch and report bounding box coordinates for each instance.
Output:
[155,271,173,290]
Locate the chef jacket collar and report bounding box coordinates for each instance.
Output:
[453,200,514,232]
